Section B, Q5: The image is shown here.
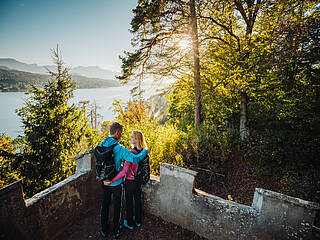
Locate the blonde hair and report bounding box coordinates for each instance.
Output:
[132,130,147,150]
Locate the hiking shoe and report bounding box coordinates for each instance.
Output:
[101,231,108,239]
[112,225,123,239]
[123,219,134,230]
[133,216,141,228]
[135,221,141,228]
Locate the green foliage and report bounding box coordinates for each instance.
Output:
[197,124,233,171]
[12,47,89,197]
[242,10,320,168]
[166,1,319,167]
[0,134,20,189]
[110,99,187,176]
[100,120,113,138]
[83,128,102,151]
[161,0,319,211]
[167,75,195,131]
[148,124,186,175]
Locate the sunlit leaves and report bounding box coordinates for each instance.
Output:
[0,134,20,189]
[110,98,187,176]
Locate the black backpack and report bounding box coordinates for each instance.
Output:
[131,148,150,185]
[93,143,118,181]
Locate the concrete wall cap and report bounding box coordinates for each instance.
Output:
[255,188,320,210]
[73,150,92,160]
[160,162,198,176]
[195,188,258,214]
[0,179,22,193]
[150,174,160,182]
[25,173,86,206]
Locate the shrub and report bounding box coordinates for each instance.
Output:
[109,99,187,176]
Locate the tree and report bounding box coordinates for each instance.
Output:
[197,0,318,139]
[246,5,320,164]
[190,0,202,128]
[14,46,88,197]
[118,0,203,128]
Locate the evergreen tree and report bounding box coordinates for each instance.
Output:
[15,46,88,197]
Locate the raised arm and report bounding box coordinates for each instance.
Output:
[117,145,147,164]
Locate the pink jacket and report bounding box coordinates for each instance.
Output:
[109,148,139,184]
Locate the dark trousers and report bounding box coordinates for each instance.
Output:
[124,180,142,227]
[100,183,122,234]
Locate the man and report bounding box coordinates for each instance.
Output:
[98,122,148,239]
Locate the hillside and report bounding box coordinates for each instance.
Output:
[147,93,168,124]
[0,68,120,92]
[0,58,119,80]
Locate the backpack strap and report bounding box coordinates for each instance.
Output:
[109,143,120,171]
[110,143,118,149]
[129,166,135,178]
[117,159,124,171]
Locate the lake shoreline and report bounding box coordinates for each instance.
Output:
[0,86,158,138]
[0,86,123,93]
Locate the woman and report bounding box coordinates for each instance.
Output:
[104,130,148,230]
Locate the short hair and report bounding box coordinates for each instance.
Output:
[110,122,123,135]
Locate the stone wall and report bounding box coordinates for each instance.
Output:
[0,152,319,240]
[0,151,101,240]
[143,163,320,240]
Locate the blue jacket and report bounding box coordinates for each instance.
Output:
[99,136,148,186]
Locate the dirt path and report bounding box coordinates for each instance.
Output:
[56,207,207,240]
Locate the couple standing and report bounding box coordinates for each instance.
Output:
[98,122,149,239]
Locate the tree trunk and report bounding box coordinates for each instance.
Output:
[239,92,249,140]
[94,101,97,130]
[90,108,94,129]
[190,0,202,130]
[233,1,261,140]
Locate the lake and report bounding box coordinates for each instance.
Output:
[0,85,158,138]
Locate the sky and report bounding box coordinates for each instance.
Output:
[0,0,138,71]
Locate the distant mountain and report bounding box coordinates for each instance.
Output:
[0,68,120,92]
[0,66,10,70]
[0,58,48,74]
[70,66,118,80]
[0,58,119,80]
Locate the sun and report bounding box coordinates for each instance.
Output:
[178,39,190,50]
